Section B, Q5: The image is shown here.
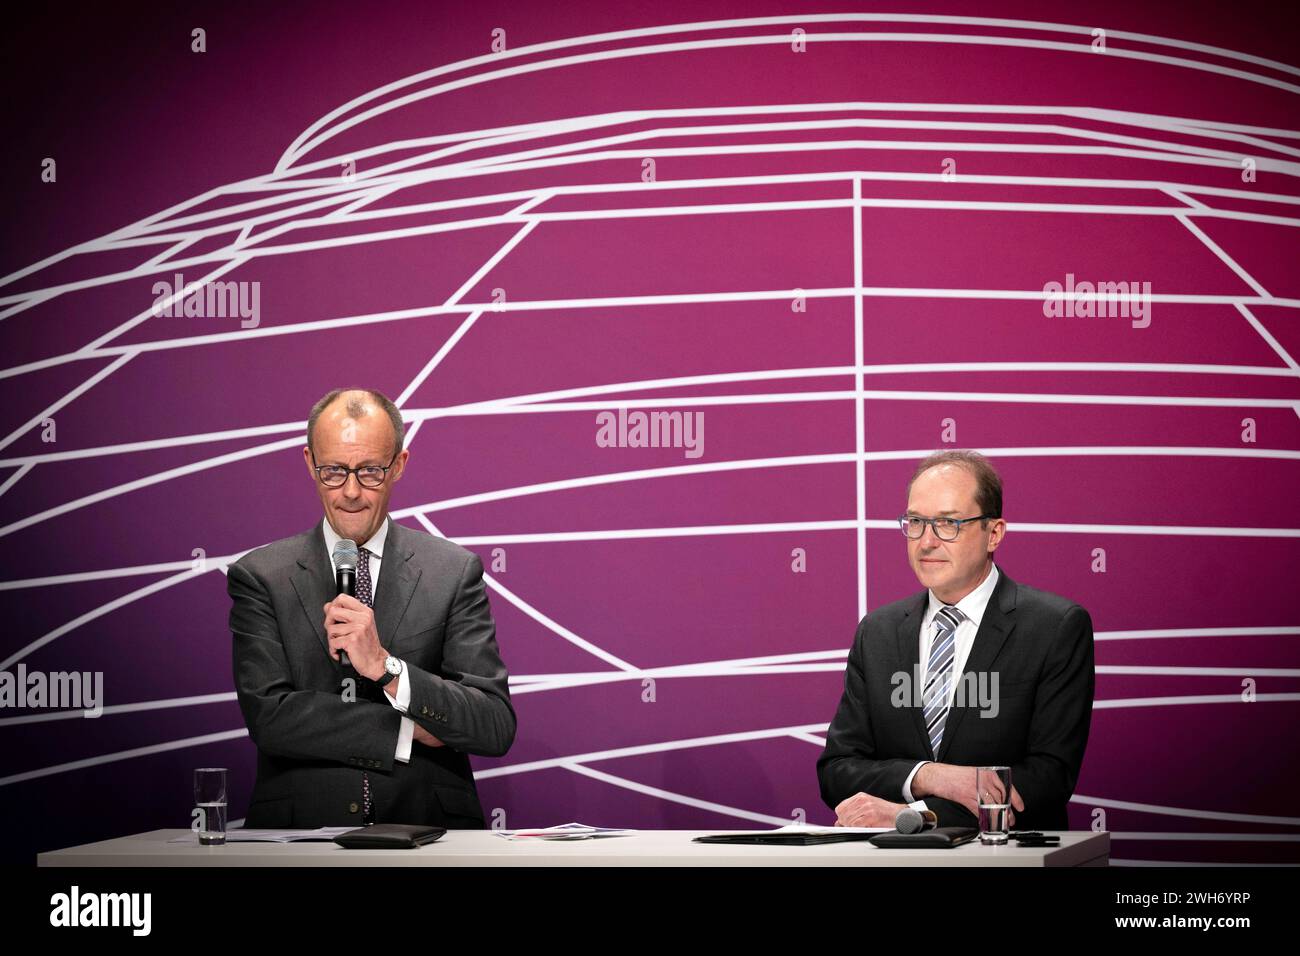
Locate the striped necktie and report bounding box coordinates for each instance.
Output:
[922,604,966,757]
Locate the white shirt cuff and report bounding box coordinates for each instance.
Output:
[395,716,413,763]
[390,671,405,712]
[902,760,930,803]
[388,662,411,713]
[387,662,413,764]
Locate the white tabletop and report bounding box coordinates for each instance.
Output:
[39,828,1109,867]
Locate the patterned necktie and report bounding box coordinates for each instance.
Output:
[356,546,375,824]
[922,604,966,758]
[356,546,374,607]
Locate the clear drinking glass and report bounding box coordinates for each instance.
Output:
[194,767,228,845]
[976,766,1012,845]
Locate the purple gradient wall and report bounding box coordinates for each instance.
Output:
[3,0,1298,866]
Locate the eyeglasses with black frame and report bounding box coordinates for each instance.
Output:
[898,513,992,541]
[310,449,399,489]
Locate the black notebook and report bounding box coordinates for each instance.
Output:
[868,827,979,848]
[333,823,446,849]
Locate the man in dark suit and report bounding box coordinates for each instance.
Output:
[229,387,515,830]
[817,450,1094,831]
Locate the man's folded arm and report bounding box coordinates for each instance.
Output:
[817,617,930,809]
[1009,604,1095,823]
[228,560,403,770]
[923,796,978,827]
[904,762,976,825]
[405,552,516,758]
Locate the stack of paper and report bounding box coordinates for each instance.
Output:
[492,822,638,840]
[167,827,357,844]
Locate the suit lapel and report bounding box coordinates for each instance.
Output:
[373,518,422,650]
[289,516,423,669]
[895,590,933,758]
[936,567,1018,762]
[290,519,338,670]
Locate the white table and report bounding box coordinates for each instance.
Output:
[39,829,1109,867]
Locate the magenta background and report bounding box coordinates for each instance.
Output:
[2,0,1299,866]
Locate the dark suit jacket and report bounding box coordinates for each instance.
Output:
[229,516,516,829]
[817,565,1094,830]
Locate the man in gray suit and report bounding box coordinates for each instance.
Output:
[229,387,515,829]
[817,450,1094,831]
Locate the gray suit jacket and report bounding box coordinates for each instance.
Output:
[228,516,516,829]
[817,566,1094,831]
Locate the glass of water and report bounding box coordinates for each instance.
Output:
[194,768,228,845]
[976,766,1012,845]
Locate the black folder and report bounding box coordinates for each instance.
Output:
[333,823,446,849]
[868,826,979,848]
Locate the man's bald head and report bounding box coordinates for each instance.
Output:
[304,387,409,545]
[307,388,405,458]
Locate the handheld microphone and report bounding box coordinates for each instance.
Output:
[894,807,938,834]
[331,538,359,668]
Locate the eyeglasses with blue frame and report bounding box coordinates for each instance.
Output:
[898,513,992,541]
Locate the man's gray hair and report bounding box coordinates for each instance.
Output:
[306,388,406,456]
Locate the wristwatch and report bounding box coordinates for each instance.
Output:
[374,655,404,687]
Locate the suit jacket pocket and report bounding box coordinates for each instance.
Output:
[996,678,1037,698]
[392,621,446,658]
[246,795,293,828]
[431,785,484,827]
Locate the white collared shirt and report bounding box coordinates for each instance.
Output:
[322,517,414,763]
[901,562,1000,810]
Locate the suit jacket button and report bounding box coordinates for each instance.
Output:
[349,802,359,813]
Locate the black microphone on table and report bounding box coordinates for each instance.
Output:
[331,538,359,668]
[894,807,938,834]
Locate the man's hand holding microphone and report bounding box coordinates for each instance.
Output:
[323,590,446,750]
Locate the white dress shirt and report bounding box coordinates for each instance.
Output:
[322,517,414,763]
[901,562,1000,811]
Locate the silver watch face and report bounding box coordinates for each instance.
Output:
[384,656,403,676]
